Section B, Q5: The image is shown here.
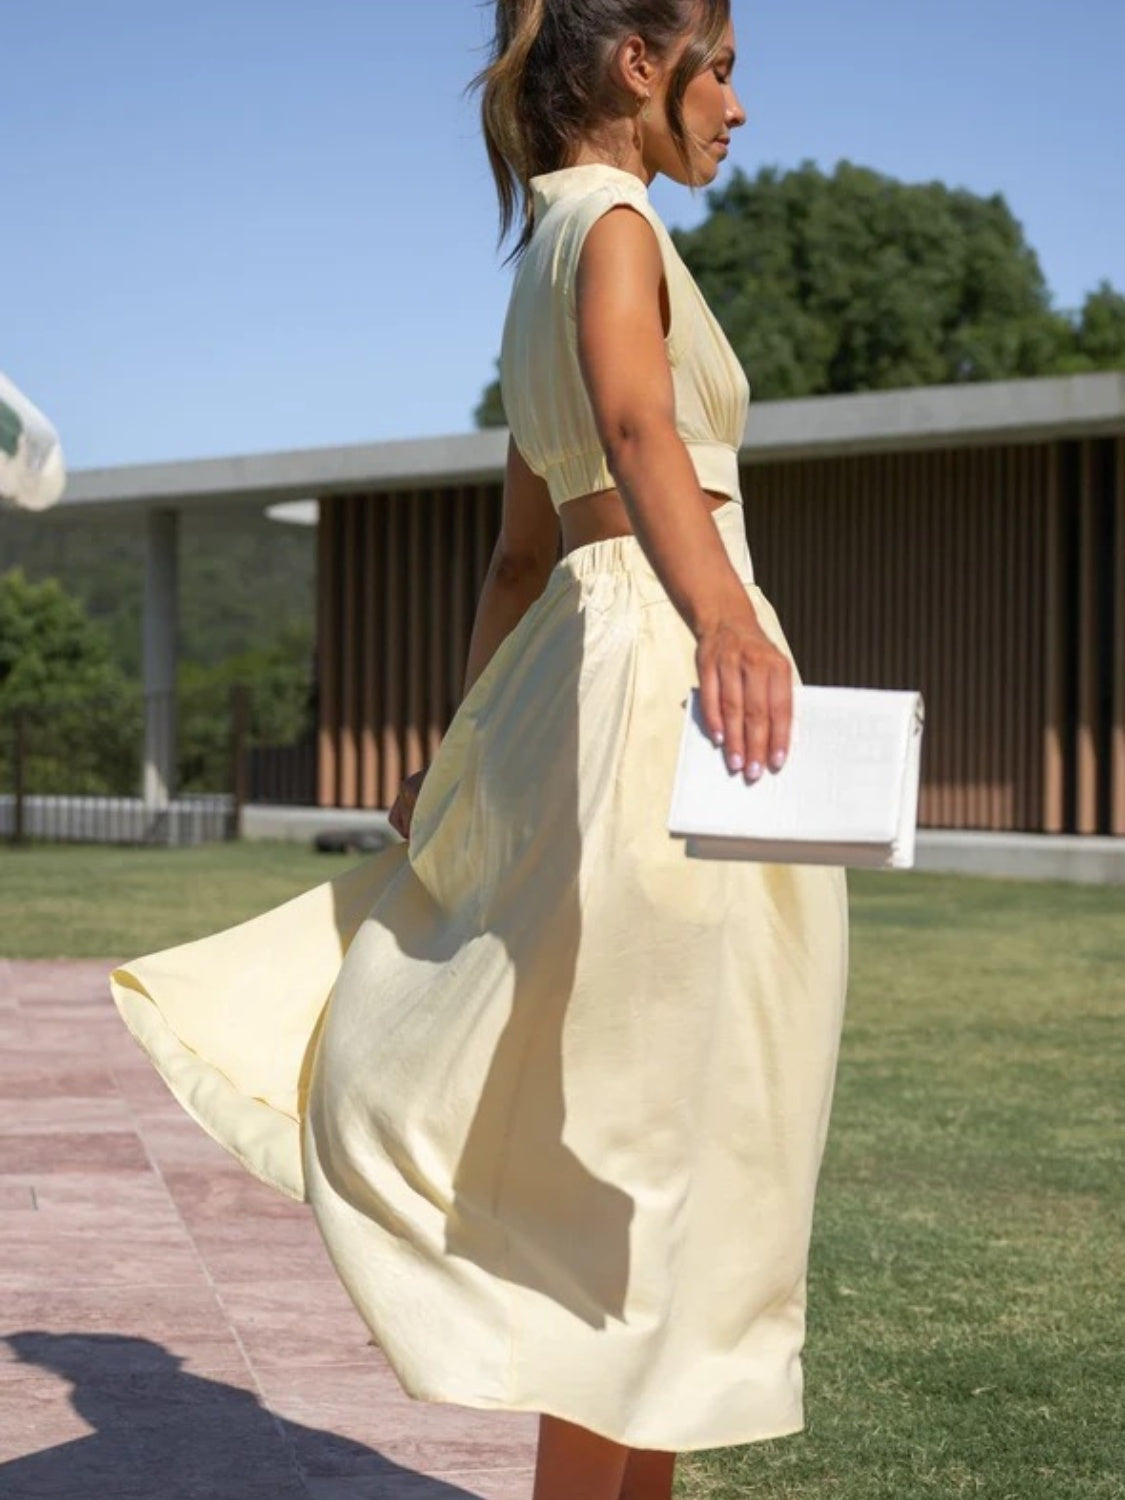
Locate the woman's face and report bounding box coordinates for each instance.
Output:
[650,18,745,185]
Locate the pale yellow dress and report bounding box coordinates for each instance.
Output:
[111,163,849,1452]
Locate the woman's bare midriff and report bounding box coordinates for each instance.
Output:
[559,487,730,555]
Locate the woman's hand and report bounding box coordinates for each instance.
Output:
[696,616,793,782]
[388,769,428,841]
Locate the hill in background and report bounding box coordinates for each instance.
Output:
[0,508,315,680]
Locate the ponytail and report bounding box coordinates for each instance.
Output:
[468,0,730,263]
[471,0,549,257]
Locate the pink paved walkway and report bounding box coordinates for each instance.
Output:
[0,959,539,1499]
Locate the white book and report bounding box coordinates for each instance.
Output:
[668,685,925,869]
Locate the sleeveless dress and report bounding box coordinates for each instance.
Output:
[110,163,850,1453]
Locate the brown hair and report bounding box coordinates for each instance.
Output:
[469,0,730,260]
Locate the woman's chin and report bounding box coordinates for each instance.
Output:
[662,153,722,189]
[693,154,723,187]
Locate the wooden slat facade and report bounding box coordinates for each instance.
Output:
[316,437,1125,833]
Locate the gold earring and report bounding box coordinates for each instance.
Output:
[629,92,642,151]
[632,90,651,150]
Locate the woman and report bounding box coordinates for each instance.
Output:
[111,2,850,1497]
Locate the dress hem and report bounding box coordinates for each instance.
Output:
[387,1366,806,1452]
[110,967,306,1203]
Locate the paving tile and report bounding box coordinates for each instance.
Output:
[10,988,107,1008]
[3,1018,133,1055]
[0,1339,247,1387]
[0,1169,173,1219]
[0,1097,136,1134]
[10,979,118,1011]
[0,1058,117,1093]
[304,1470,535,1499]
[420,1473,535,1500]
[0,1182,37,1211]
[0,1131,150,1175]
[7,1012,124,1041]
[0,1367,94,1454]
[217,1278,376,1370]
[259,1365,538,1477]
[111,1060,194,1107]
[0,1353,310,1497]
[11,981,112,1004]
[7,959,118,998]
[129,1111,240,1170]
[0,1285,243,1375]
[0,962,544,1500]
[0,1222,207,1292]
[0,1019,30,1050]
[188,1217,339,1286]
[162,1165,309,1224]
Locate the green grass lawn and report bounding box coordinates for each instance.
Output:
[683,871,1124,1499]
[1,844,1122,1496]
[0,840,359,959]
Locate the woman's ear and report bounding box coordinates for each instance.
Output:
[609,32,659,104]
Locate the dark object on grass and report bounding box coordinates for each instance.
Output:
[314,828,395,855]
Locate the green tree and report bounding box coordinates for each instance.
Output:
[0,568,125,706]
[0,510,316,679]
[679,161,1076,397]
[177,621,316,792]
[0,569,141,795]
[473,160,1125,418]
[1075,280,1125,369]
[474,358,507,430]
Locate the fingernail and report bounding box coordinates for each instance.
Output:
[747,760,764,782]
[713,729,725,747]
[728,753,744,772]
[770,749,787,771]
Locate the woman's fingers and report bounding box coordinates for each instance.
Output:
[718,653,748,773]
[698,651,749,772]
[389,768,429,841]
[766,657,793,771]
[388,794,407,840]
[696,628,792,781]
[740,655,771,780]
[697,657,725,753]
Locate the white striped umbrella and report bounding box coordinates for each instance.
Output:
[0,372,66,512]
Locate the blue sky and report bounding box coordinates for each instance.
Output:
[6,0,1123,470]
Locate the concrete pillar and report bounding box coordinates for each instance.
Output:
[143,509,179,807]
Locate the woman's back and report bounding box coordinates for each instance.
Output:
[500,161,751,514]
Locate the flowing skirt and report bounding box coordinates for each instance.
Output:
[111,500,849,1451]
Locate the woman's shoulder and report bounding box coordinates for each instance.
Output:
[531,167,664,244]
[532,174,669,302]
[554,177,663,238]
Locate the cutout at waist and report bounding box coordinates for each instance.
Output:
[560,487,734,556]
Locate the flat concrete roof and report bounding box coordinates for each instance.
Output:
[52,370,1125,520]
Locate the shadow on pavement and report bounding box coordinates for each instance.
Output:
[2,1330,489,1499]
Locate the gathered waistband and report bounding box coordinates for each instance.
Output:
[557,501,755,590]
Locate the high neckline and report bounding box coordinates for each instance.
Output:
[529,162,649,216]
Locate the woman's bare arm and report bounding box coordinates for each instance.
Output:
[462,435,560,696]
[575,205,791,780]
[389,436,558,839]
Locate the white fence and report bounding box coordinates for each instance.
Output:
[0,793,234,846]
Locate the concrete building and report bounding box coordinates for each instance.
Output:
[53,370,1125,879]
